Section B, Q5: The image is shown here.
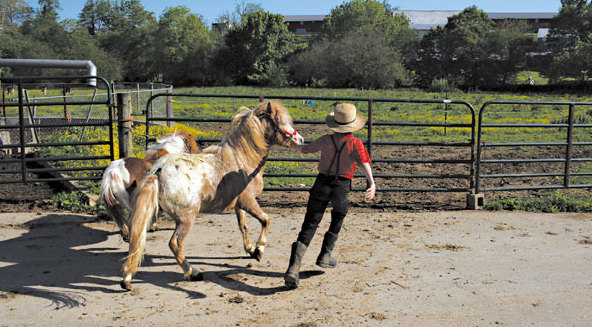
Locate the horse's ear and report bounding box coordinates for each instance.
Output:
[266,102,272,114]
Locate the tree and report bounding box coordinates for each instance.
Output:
[215,1,262,32]
[0,0,31,29]
[61,19,123,80]
[288,0,415,88]
[79,0,118,36]
[155,6,215,84]
[322,0,415,46]
[483,20,535,84]
[414,6,532,88]
[78,0,157,81]
[545,0,592,82]
[217,10,295,86]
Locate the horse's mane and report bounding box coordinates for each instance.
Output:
[204,101,288,169]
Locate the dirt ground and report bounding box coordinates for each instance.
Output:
[1,207,591,327]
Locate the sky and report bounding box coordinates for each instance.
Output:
[29,0,563,25]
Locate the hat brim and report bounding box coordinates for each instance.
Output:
[325,113,367,133]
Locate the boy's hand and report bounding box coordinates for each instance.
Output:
[365,182,376,201]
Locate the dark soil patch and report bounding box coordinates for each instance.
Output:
[0,153,63,212]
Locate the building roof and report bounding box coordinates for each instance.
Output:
[395,10,557,31]
[284,15,326,22]
[487,12,556,19]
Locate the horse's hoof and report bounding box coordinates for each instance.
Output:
[148,222,158,232]
[250,247,263,262]
[120,280,132,291]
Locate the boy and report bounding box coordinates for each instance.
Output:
[285,103,375,289]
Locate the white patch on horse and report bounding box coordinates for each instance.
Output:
[104,159,130,184]
[148,134,186,154]
[152,153,215,211]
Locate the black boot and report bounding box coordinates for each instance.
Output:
[284,241,307,289]
[316,231,338,268]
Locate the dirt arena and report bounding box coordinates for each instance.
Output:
[1,206,591,327]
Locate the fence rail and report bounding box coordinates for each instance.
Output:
[0,75,114,184]
[475,100,592,193]
[3,80,592,209]
[146,93,477,194]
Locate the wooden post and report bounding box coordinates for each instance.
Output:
[117,92,133,159]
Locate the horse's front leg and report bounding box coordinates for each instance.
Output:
[169,211,203,281]
[238,200,269,262]
[235,207,256,257]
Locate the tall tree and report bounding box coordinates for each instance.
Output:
[78,0,156,81]
[217,9,295,86]
[0,0,31,29]
[545,0,592,82]
[288,0,415,88]
[215,1,262,32]
[155,6,215,84]
[414,6,532,88]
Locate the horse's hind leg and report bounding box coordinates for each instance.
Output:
[169,211,203,281]
[235,207,256,257]
[106,203,130,242]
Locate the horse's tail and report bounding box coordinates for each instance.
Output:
[121,174,159,289]
[100,159,131,210]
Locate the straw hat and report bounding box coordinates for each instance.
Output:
[325,103,367,133]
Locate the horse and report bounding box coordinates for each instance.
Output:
[101,130,200,241]
[120,101,304,290]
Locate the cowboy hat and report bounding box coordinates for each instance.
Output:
[325,103,366,133]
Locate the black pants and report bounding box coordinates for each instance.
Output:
[296,173,351,246]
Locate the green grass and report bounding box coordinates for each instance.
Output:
[485,190,592,213]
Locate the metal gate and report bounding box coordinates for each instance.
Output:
[476,100,592,193]
[0,76,114,184]
[145,93,476,194]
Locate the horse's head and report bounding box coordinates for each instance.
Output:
[175,130,200,154]
[256,101,304,148]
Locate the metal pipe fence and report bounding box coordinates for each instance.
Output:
[475,100,592,193]
[145,93,476,193]
[3,81,592,209]
[0,75,114,183]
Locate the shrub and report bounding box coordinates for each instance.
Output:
[485,190,592,213]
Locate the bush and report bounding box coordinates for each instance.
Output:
[428,79,461,93]
[485,190,592,213]
[50,191,105,215]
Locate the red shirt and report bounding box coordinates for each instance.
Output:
[302,133,371,179]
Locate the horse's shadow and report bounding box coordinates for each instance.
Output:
[0,214,207,307]
[0,214,125,308]
[0,213,323,307]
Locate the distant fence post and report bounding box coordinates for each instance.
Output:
[166,85,174,127]
[117,92,132,159]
